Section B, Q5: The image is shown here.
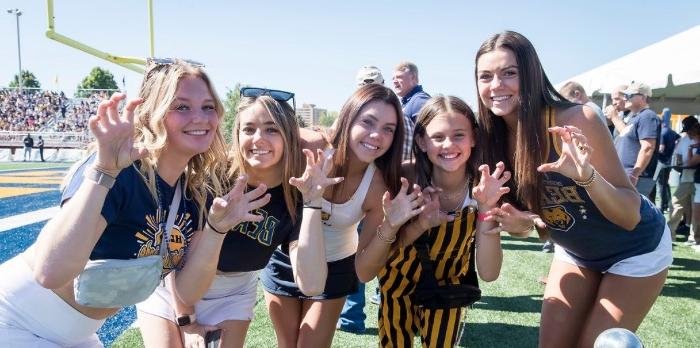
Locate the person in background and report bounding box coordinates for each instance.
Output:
[605,84,629,137]
[392,61,430,163]
[37,136,45,162]
[654,108,679,213]
[612,82,661,198]
[667,115,699,241]
[559,81,607,127]
[23,133,34,161]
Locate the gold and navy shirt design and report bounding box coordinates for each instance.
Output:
[135,207,195,274]
[541,107,590,232]
[61,158,200,275]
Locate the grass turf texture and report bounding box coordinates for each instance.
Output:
[0,162,72,171]
[112,236,700,347]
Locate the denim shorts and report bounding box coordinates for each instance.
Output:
[261,249,358,300]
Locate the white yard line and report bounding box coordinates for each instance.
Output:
[0,206,60,232]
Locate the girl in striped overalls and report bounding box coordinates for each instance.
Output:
[355,95,511,347]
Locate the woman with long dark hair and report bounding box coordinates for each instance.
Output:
[474,31,671,347]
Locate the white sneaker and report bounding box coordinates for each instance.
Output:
[691,244,700,252]
[684,239,697,246]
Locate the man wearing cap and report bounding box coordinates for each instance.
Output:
[392,61,430,162]
[613,81,661,198]
[356,65,384,87]
[668,115,699,241]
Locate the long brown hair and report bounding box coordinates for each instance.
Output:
[229,95,303,223]
[329,84,404,197]
[413,95,479,189]
[475,31,575,236]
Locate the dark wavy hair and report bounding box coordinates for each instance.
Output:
[474,31,575,237]
[329,84,404,197]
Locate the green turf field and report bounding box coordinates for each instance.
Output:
[0,162,72,171]
[112,236,700,347]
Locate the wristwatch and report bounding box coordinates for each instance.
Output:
[176,313,196,327]
[84,166,117,189]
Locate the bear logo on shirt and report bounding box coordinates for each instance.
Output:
[542,205,575,232]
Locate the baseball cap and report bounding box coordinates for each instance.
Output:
[623,81,652,98]
[681,115,699,132]
[356,66,384,87]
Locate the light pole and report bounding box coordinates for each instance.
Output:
[7,8,23,92]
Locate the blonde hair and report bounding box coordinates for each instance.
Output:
[229,95,302,223]
[133,60,227,228]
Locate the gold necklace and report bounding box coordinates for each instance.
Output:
[437,181,470,215]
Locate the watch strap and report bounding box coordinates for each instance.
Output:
[85,166,117,189]
[176,313,196,327]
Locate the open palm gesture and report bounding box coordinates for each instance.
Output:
[415,186,454,231]
[89,93,148,174]
[537,126,593,181]
[208,175,271,233]
[382,178,424,229]
[472,162,511,210]
[289,148,344,202]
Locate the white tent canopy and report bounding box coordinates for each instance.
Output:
[557,25,700,96]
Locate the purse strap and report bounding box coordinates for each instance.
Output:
[159,179,182,258]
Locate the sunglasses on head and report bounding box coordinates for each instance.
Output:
[146,57,205,68]
[624,93,643,100]
[240,87,296,111]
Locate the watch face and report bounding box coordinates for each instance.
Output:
[177,315,191,326]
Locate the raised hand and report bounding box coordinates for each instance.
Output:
[472,162,511,210]
[414,186,454,231]
[207,175,271,233]
[382,178,424,229]
[483,203,546,237]
[88,93,147,175]
[289,148,344,202]
[537,126,594,182]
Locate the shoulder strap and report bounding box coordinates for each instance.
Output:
[159,179,181,258]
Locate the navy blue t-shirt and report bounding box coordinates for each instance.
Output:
[401,85,430,123]
[62,156,200,274]
[217,184,301,272]
[658,126,680,164]
[614,108,661,178]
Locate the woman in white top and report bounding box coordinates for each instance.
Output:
[261,84,424,347]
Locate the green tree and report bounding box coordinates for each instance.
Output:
[222,83,242,143]
[8,70,41,90]
[76,67,119,97]
[318,110,338,127]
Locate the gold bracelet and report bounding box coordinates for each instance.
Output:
[573,168,596,188]
[376,225,396,244]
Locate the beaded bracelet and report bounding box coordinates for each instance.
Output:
[573,168,597,188]
[376,225,396,244]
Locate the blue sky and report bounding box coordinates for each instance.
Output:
[1,1,698,111]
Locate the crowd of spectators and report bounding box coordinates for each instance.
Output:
[0,89,108,133]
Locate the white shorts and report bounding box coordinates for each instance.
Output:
[0,255,104,347]
[136,271,258,326]
[554,224,673,277]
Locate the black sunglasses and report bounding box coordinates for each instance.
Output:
[624,93,642,100]
[240,87,296,111]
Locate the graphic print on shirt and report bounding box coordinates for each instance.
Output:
[135,209,195,273]
[232,208,280,246]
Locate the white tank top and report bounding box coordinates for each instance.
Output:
[321,162,376,262]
